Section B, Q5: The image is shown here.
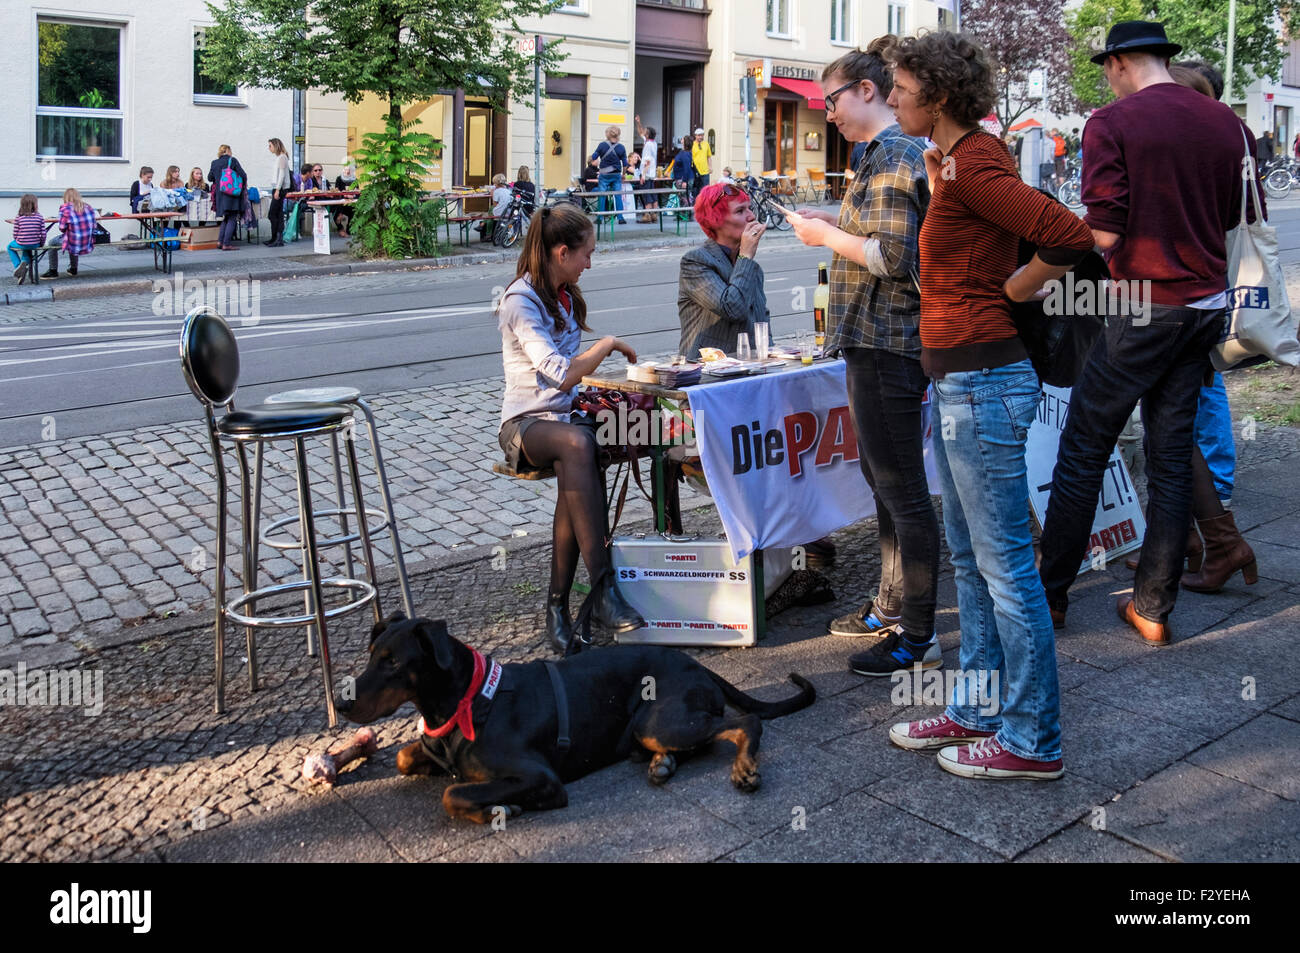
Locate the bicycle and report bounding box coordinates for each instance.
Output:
[739,175,794,231]
[1263,157,1298,199]
[1056,156,1083,210]
[491,186,540,248]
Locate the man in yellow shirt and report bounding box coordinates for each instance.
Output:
[691,127,713,200]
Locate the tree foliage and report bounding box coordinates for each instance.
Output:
[200,0,566,121]
[1065,0,1300,109]
[351,118,448,259]
[960,0,1084,132]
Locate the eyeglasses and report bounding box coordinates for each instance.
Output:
[313,167,322,172]
[823,78,862,112]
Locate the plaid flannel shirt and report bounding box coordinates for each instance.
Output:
[58,204,97,256]
[825,125,929,359]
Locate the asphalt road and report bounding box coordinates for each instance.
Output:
[2,197,1299,450]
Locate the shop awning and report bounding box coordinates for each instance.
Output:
[771,77,825,110]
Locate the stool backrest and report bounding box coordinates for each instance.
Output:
[180,307,240,408]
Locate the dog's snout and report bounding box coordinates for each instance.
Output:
[335,696,353,714]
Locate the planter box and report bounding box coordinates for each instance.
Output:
[179,226,220,251]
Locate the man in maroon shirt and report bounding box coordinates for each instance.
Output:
[1037,21,1255,645]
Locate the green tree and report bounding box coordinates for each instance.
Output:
[1066,0,1300,109]
[200,0,567,257]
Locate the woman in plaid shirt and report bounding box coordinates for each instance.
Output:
[789,38,942,680]
[41,188,96,278]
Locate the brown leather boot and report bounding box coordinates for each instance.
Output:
[1180,511,1257,593]
[1116,595,1171,646]
[1124,522,1204,572]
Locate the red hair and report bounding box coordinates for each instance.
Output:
[693,183,748,242]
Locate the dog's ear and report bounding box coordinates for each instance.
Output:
[369,611,407,648]
[415,619,454,670]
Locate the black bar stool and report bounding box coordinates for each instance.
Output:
[179,306,381,726]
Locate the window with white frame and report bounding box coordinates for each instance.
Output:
[767,0,791,36]
[831,0,854,43]
[556,0,586,12]
[887,3,906,36]
[194,27,241,104]
[36,18,124,158]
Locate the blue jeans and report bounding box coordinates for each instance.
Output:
[596,173,625,220]
[933,360,1062,762]
[1196,372,1235,501]
[8,241,42,270]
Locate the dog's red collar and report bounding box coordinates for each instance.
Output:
[418,649,502,743]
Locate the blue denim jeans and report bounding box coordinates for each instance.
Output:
[1196,372,1235,501]
[933,360,1062,762]
[596,173,625,220]
[8,241,42,270]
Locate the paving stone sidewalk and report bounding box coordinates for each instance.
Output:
[2,468,1299,862]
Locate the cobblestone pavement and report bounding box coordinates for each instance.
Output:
[0,366,711,659]
[3,460,1299,862]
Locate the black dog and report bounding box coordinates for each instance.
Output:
[337,615,816,824]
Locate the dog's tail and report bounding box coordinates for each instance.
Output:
[706,671,815,719]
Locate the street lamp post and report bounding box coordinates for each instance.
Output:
[1225,0,1237,104]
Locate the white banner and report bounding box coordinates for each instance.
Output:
[689,365,1142,570]
[1026,384,1145,571]
[689,361,938,561]
[313,209,330,255]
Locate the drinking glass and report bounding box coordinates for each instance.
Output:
[736,333,751,361]
[754,322,770,361]
[797,330,814,365]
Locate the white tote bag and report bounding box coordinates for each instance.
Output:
[1213,129,1299,370]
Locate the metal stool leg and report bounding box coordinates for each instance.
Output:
[294,437,338,727]
[236,443,259,691]
[357,399,414,618]
[330,431,355,580]
[209,429,228,715]
[344,433,384,625]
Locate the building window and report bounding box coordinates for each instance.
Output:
[831,0,853,43]
[767,0,791,36]
[194,27,241,103]
[937,7,953,30]
[887,3,906,36]
[556,0,586,12]
[36,19,124,158]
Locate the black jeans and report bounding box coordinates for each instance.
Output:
[1039,304,1225,623]
[218,211,240,247]
[268,194,285,241]
[843,346,940,637]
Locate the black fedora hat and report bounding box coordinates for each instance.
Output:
[1090,20,1182,64]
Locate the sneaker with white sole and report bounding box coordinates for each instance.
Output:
[936,737,1064,780]
[829,599,900,638]
[888,714,995,751]
[848,629,940,677]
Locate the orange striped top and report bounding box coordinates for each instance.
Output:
[918,131,1094,376]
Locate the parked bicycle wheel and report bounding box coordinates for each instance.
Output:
[500,214,524,248]
[765,193,794,231]
[1057,180,1083,210]
[1264,166,1292,198]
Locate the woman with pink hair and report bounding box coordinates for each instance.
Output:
[676,182,769,360]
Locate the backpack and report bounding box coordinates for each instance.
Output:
[594,141,625,176]
[218,157,243,197]
[1010,190,1108,388]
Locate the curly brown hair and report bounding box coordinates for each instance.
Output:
[887,31,998,127]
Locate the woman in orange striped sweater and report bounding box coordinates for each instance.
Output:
[881,31,1094,781]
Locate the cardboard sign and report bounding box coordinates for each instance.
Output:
[1027,384,1145,572]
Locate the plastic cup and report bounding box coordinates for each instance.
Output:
[797,330,814,365]
[755,322,770,361]
[736,333,751,361]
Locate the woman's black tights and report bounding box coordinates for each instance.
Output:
[521,420,611,598]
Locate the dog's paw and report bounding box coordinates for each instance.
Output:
[647,752,677,786]
[731,763,761,793]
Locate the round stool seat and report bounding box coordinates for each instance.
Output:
[266,386,361,406]
[218,403,351,436]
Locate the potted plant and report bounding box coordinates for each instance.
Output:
[78,88,112,156]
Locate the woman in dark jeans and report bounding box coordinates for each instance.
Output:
[208,145,249,250]
[266,137,290,246]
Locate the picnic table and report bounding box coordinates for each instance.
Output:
[568,185,694,240]
[8,210,184,283]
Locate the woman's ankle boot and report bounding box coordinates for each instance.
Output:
[1126,520,1204,572]
[592,572,646,634]
[545,594,574,654]
[1181,511,1257,593]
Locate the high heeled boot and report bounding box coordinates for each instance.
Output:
[545,593,574,654]
[591,572,646,634]
[1125,521,1203,572]
[1181,511,1258,593]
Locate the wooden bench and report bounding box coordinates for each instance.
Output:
[446,213,497,246]
[15,235,176,284]
[568,187,694,241]
[492,461,555,480]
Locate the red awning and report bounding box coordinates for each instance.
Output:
[1009,118,1043,132]
[771,77,825,110]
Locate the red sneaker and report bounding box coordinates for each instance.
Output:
[937,737,1064,780]
[888,714,995,751]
